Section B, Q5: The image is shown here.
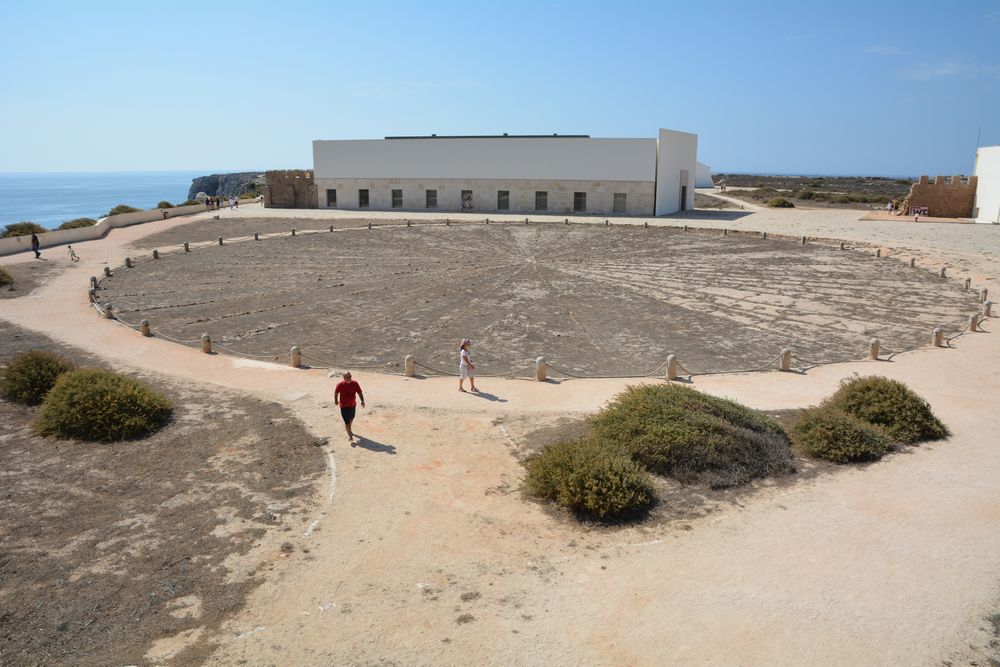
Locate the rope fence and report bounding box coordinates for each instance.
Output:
[85,216,993,382]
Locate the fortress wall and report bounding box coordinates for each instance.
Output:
[905,175,978,218]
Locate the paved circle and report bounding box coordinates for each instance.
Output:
[101,222,980,376]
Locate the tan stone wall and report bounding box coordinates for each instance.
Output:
[904,175,978,218]
[264,170,318,209]
[312,177,655,215]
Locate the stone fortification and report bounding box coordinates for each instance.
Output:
[263,170,317,208]
[898,175,978,218]
[187,172,263,200]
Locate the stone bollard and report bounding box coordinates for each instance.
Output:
[969,314,980,332]
[367,222,372,230]
[103,266,112,277]
[404,354,415,377]
[665,354,678,381]
[684,225,689,232]
[89,276,98,289]
[605,219,610,226]
[485,218,489,224]
[292,228,297,236]
[524,218,529,225]
[644,221,649,228]
[964,277,971,289]
[446,219,450,226]
[140,319,151,337]
[763,232,768,240]
[981,288,988,303]
[839,240,845,250]
[779,348,792,372]
[723,228,728,236]
[801,236,807,244]
[184,242,190,252]
[290,345,301,368]
[406,219,412,227]
[201,334,212,353]
[125,257,133,268]
[983,301,993,318]
[329,225,334,232]
[153,249,160,259]
[932,327,944,347]
[253,232,259,241]
[218,236,224,246]
[940,267,947,278]
[876,248,881,258]
[566,218,570,225]
[910,258,915,267]
[535,356,547,382]
[868,338,880,360]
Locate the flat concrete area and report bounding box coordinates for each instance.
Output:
[2,202,999,666]
[100,221,978,375]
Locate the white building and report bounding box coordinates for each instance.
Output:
[695,162,713,188]
[312,128,697,216]
[973,145,1000,224]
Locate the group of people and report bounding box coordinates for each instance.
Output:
[204,194,265,210]
[332,339,479,444]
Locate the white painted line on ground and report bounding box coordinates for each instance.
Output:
[303,449,337,538]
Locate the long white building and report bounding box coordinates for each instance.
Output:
[974,145,1000,224]
[312,128,697,216]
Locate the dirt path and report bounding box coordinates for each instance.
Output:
[2,207,999,665]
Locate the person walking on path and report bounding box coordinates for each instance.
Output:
[30,233,41,259]
[334,371,365,444]
[458,339,477,393]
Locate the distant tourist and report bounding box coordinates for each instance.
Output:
[258,194,264,205]
[67,245,79,262]
[459,339,477,393]
[30,233,41,259]
[334,371,365,444]
[234,197,239,209]
[887,201,895,214]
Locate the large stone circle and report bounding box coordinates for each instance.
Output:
[101,222,980,376]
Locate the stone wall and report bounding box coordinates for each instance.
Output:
[901,175,978,218]
[263,170,317,209]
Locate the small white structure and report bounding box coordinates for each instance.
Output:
[974,145,1000,224]
[695,162,713,188]
[312,128,697,216]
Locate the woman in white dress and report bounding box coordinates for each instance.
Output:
[458,339,477,393]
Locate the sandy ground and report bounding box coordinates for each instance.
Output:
[2,203,999,666]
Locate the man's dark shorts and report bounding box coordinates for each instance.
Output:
[340,406,356,424]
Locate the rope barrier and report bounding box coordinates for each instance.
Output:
[300,352,386,370]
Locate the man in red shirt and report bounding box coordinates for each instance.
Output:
[334,371,365,444]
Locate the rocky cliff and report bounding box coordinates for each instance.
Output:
[188,172,264,200]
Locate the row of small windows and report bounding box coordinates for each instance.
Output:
[325,188,627,212]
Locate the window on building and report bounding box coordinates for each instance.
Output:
[461,190,473,210]
[359,189,369,208]
[426,189,437,208]
[326,189,337,208]
[497,190,510,210]
[535,191,548,211]
[573,192,586,212]
[392,189,403,208]
[613,192,627,214]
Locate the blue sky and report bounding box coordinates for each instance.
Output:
[1,0,998,176]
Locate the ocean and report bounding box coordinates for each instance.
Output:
[0,171,205,230]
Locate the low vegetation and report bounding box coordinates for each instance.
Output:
[179,199,201,206]
[156,200,174,209]
[2,221,46,238]
[0,350,76,405]
[766,197,795,208]
[525,439,655,520]
[0,266,12,287]
[825,376,948,444]
[790,405,894,462]
[106,204,141,217]
[57,217,96,230]
[33,368,173,441]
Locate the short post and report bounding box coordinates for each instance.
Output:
[779,348,792,372]
[125,257,133,268]
[535,356,547,382]
[665,354,678,381]
[524,217,529,225]
[981,288,988,303]
[605,219,609,226]
[801,236,807,244]
[876,248,881,258]
[253,232,259,241]
[940,267,947,278]
[152,249,160,259]
[964,277,971,289]
[839,241,845,250]
[367,222,372,230]
[183,241,190,252]
[868,338,880,360]
[983,301,993,318]
[566,218,570,225]
[932,327,944,347]
[103,266,112,277]
[763,232,768,240]
[201,334,212,353]
[445,218,450,226]
[291,228,297,236]
[140,319,150,337]
[644,221,648,228]
[969,314,980,332]
[89,276,98,289]
[290,345,301,368]
[218,236,224,246]
[910,258,915,267]
[103,303,113,319]
[406,219,412,227]
[485,218,489,224]
[329,225,334,232]
[404,354,415,377]
[684,225,689,232]
[723,228,728,236]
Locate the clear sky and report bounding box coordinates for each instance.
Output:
[2,0,998,176]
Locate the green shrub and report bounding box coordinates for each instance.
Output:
[106,204,141,217]
[57,217,96,230]
[812,192,831,201]
[834,194,853,204]
[825,376,948,444]
[790,405,894,463]
[156,200,174,209]
[587,384,794,488]
[796,189,816,200]
[766,197,795,208]
[0,266,12,287]
[2,222,46,238]
[526,439,655,520]
[33,368,173,441]
[179,199,200,206]
[0,350,76,405]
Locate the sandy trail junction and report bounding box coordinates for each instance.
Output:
[1,196,999,666]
